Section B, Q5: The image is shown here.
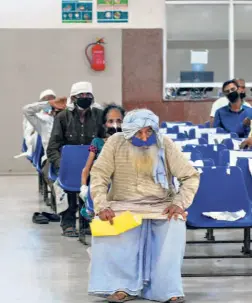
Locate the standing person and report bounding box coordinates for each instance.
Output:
[79,104,125,221]
[209,78,250,126]
[47,81,103,237]
[23,97,67,201]
[214,80,252,137]
[88,109,200,303]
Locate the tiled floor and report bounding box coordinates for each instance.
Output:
[1,175,252,303]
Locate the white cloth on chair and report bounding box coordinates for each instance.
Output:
[202,210,246,221]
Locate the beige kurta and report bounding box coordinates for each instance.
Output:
[90,133,200,219]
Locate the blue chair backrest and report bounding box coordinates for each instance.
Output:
[191,158,215,167]
[22,139,27,153]
[58,145,90,192]
[184,144,226,166]
[160,121,193,128]
[187,167,251,221]
[48,164,57,182]
[202,132,238,144]
[204,121,211,128]
[219,149,252,166]
[165,133,187,140]
[189,127,226,139]
[222,138,242,150]
[32,136,44,168]
[202,159,215,166]
[183,150,202,161]
[237,158,252,201]
[167,126,179,134]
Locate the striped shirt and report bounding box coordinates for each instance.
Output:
[90,133,200,219]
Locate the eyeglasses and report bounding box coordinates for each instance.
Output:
[239,86,246,89]
[223,87,237,95]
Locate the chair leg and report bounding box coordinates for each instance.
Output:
[43,182,50,206]
[205,228,215,241]
[242,228,252,255]
[38,174,43,194]
[50,192,56,213]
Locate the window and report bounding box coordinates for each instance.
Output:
[164,0,252,100]
[234,4,252,86]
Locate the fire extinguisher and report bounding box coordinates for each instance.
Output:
[85,38,105,71]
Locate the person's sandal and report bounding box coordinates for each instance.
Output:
[166,297,185,303]
[107,291,136,303]
[62,227,79,237]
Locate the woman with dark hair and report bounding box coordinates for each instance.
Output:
[79,104,125,215]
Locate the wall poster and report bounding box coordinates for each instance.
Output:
[62,0,93,23]
[97,0,128,23]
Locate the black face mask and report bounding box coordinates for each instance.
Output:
[106,127,122,136]
[240,92,246,99]
[227,91,239,104]
[76,97,93,109]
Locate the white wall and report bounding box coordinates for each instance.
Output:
[0,0,165,28]
[0,29,122,174]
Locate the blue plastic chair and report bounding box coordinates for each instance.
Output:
[183,144,226,166]
[183,150,202,161]
[222,138,242,150]
[160,121,193,128]
[165,133,187,140]
[188,127,227,139]
[219,149,252,166]
[237,158,252,202]
[187,166,252,228]
[202,132,238,144]
[57,145,90,192]
[204,121,211,128]
[22,139,27,153]
[167,126,179,134]
[190,158,215,167]
[48,164,57,182]
[32,136,44,168]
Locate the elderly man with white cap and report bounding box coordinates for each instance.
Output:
[20,89,56,159]
[47,81,103,237]
[23,91,67,206]
[88,109,200,303]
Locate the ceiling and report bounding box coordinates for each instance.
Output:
[166,4,252,40]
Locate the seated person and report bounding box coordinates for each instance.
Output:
[23,97,67,200]
[88,109,200,303]
[47,81,103,237]
[209,78,250,126]
[214,80,252,137]
[20,89,56,158]
[80,104,125,218]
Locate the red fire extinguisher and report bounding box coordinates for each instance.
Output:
[85,38,105,71]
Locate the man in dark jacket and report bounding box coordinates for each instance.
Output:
[47,81,103,237]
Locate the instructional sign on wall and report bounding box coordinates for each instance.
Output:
[97,0,128,23]
[62,0,93,23]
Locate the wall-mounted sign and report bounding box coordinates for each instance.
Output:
[62,0,93,23]
[97,0,128,23]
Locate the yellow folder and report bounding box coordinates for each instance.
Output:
[90,211,143,237]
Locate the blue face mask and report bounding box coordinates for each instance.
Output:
[131,133,157,147]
